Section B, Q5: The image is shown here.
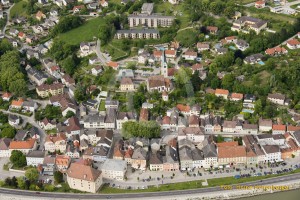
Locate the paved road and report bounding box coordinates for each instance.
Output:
[0,173,299,199]
[1,3,14,35]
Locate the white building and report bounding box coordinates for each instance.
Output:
[177,127,205,143]
[262,145,282,163]
[26,150,45,166]
[101,159,127,181]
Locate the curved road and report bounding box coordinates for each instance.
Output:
[0,173,300,199]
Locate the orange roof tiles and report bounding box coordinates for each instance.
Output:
[153,50,163,57]
[215,89,229,95]
[231,93,243,99]
[9,139,36,149]
[176,104,190,112]
[218,146,246,158]
[11,98,24,107]
[287,39,300,46]
[216,141,238,147]
[106,61,119,68]
[287,125,300,132]
[272,124,286,131]
[165,49,176,56]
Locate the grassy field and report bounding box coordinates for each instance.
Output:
[10,0,28,18]
[101,180,204,194]
[102,42,128,61]
[99,100,105,111]
[57,17,105,45]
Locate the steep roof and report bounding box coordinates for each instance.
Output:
[218,146,246,158]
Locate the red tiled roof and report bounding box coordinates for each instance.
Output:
[153,50,162,57]
[107,61,119,68]
[287,39,300,46]
[217,141,238,147]
[215,89,229,95]
[11,98,24,107]
[9,139,36,149]
[176,104,190,112]
[165,50,176,56]
[231,93,243,100]
[272,124,286,131]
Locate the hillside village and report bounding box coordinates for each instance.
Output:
[0,0,300,195]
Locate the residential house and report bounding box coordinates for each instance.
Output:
[106,61,119,70]
[244,53,264,64]
[265,47,288,56]
[91,66,103,76]
[38,156,55,176]
[36,11,46,21]
[83,99,99,110]
[255,1,265,8]
[235,39,249,51]
[163,139,179,171]
[177,127,205,143]
[44,133,67,153]
[8,114,20,126]
[22,101,38,112]
[259,118,272,132]
[215,89,229,99]
[26,150,45,166]
[9,139,37,155]
[2,92,13,101]
[39,118,56,130]
[83,146,109,162]
[55,155,71,172]
[0,138,12,157]
[223,120,237,133]
[36,83,64,98]
[182,50,197,61]
[230,93,243,101]
[73,5,85,14]
[101,159,127,181]
[116,112,136,130]
[231,16,267,34]
[242,123,258,134]
[131,147,148,170]
[287,39,300,49]
[149,151,163,171]
[61,74,75,87]
[287,125,300,133]
[10,98,24,110]
[267,93,286,105]
[202,143,218,168]
[196,42,210,52]
[272,124,286,135]
[207,26,218,35]
[66,162,103,193]
[26,66,47,85]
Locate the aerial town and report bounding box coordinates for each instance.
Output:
[0,0,300,199]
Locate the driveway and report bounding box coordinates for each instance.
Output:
[0,158,24,180]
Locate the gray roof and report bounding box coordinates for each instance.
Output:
[262,145,280,154]
[132,147,148,160]
[84,114,104,123]
[257,134,273,139]
[27,150,45,158]
[117,112,136,120]
[22,101,36,108]
[244,53,263,63]
[293,131,300,143]
[202,144,217,158]
[235,16,267,28]
[105,108,116,123]
[102,159,127,171]
[268,93,285,100]
[179,146,193,161]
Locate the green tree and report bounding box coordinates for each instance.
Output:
[10,150,26,168]
[54,171,63,184]
[65,111,75,119]
[0,126,16,138]
[17,177,26,189]
[122,121,160,138]
[25,168,39,182]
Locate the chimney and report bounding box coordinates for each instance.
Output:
[83,174,87,179]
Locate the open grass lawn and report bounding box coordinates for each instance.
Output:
[99,100,105,111]
[155,2,191,29]
[102,41,128,61]
[101,180,204,194]
[246,7,296,24]
[57,17,105,45]
[10,0,28,18]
